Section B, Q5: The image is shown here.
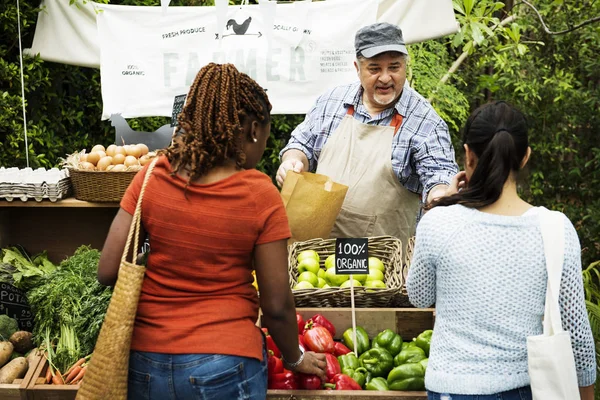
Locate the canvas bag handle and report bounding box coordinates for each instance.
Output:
[538,206,566,335]
[121,157,159,265]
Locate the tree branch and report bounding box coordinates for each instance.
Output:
[519,0,600,35]
[427,15,518,104]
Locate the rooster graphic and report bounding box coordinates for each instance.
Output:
[216,16,261,39]
[226,16,252,35]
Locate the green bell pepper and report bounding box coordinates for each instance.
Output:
[365,376,389,391]
[358,347,394,378]
[345,367,369,388]
[393,346,427,367]
[342,326,370,356]
[387,363,425,391]
[372,329,403,357]
[338,352,360,372]
[415,330,433,356]
[419,358,428,370]
[401,341,417,351]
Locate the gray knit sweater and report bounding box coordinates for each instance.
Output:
[406,205,596,394]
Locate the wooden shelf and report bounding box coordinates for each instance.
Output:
[0,198,119,208]
[267,390,427,399]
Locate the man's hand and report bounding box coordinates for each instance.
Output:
[426,172,468,205]
[276,159,305,187]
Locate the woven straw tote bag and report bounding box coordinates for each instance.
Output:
[76,157,158,400]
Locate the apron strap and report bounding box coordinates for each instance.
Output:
[346,105,403,136]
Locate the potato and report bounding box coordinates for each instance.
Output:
[25,347,39,368]
[9,331,34,354]
[0,341,14,368]
[0,357,28,384]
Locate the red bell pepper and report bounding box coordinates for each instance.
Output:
[296,313,305,334]
[324,353,342,382]
[303,321,335,353]
[267,351,284,377]
[262,328,281,358]
[298,334,307,350]
[302,321,323,334]
[309,314,336,337]
[333,341,352,356]
[268,370,299,390]
[298,374,322,390]
[326,374,362,390]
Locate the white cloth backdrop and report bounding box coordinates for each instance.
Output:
[25,0,458,117]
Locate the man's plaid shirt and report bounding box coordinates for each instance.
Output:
[281,82,458,201]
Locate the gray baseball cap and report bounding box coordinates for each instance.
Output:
[355,22,408,58]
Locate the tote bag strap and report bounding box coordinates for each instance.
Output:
[121,157,159,265]
[538,206,566,336]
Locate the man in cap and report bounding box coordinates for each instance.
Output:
[276,22,458,245]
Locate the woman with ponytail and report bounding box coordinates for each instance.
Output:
[98,63,327,399]
[406,101,595,400]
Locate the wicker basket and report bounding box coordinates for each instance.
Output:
[288,235,403,308]
[391,236,416,307]
[68,168,138,202]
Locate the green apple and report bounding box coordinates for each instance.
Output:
[340,279,362,288]
[365,268,385,283]
[317,268,327,279]
[298,250,320,264]
[297,258,321,275]
[322,283,331,289]
[364,279,386,289]
[354,273,369,284]
[324,254,336,269]
[317,277,327,288]
[294,281,314,290]
[368,257,385,272]
[298,271,319,287]
[325,267,349,286]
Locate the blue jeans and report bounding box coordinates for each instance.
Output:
[428,386,532,400]
[127,349,268,400]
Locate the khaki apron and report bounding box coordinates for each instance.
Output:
[315,106,420,248]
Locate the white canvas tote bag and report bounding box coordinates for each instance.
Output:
[527,207,580,400]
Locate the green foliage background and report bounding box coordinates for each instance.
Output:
[1,0,598,267]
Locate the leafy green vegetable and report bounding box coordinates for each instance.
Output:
[0,247,57,291]
[26,246,112,372]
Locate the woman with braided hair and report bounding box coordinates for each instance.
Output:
[98,63,327,399]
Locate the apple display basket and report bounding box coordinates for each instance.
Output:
[288,235,403,308]
[390,235,416,307]
[68,168,139,202]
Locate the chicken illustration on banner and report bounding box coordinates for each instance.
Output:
[217,7,261,39]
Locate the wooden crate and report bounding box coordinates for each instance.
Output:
[295,308,435,342]
[25,359,78,400]
[267,390,427,399]
[0,352,43,400]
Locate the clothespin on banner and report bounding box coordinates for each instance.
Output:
[161,0,171,15]
[258,0,277,49]
[215,0,228,44]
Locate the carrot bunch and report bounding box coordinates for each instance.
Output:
[44,354,91,385]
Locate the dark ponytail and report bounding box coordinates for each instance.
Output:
[428,101,528,209]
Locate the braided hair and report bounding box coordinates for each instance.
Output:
[164,63,271,183]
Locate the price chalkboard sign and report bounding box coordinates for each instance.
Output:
[335,238,368,275]
[0,283,33,332]
[171,94,188,127]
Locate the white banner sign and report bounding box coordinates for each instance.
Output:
[97,0,378,118]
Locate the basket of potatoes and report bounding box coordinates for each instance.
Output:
[64,143,157,202]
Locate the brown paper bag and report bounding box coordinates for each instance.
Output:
[281,172,348,242]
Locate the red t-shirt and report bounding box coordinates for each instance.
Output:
[120,156,290,361]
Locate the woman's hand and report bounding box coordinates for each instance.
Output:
[290,351,328,382]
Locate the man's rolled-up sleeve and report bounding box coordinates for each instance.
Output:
[414,120,458,201]
[279,103,320,172]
